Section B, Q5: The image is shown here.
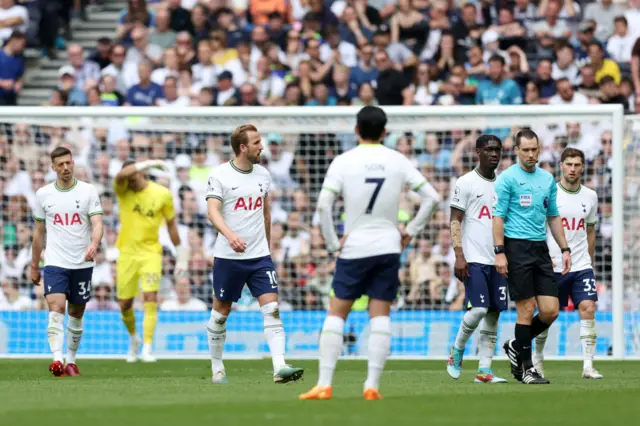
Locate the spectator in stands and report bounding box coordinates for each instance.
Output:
[101,44,129,94]
[0,30,25,106]
[0,277,32,310]
[475,55,522,106]
[599,75,630,112]
[89,37,113,70]
[58,65,88,106]
[160,276,207,311]
[125,26,163,69]
[549,77,589,105]
[126,61,163,106]
[534,0,571,58]
[117,0,155,46]
[149,6,176,49]
[606,16,636,65]
[0,0,28,44]
[552,42,581,86]
[373,50,412,105]
[589,41,621,83]
[65,43,101,91]
[585,0,623,42]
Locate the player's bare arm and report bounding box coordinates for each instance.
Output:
[263,194,272,248]
[207,197,246,253]
[492,216,508,277]
[84,214,104,262]
[30,219,46,285]
[450,208,467,282]
[316,188,341,254]
[166,216,181,247]
[114,160,169,184]
[587,224,596,268]
[547,216,572,275]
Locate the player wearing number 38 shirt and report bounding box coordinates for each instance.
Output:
[300,106,440,401]
[31,147,104,378]
[535,148,602,380]
[205,124,304,386]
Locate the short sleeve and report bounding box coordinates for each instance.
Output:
[403,160,428,192]
[32,191,45,222]
[450,178,469,212]
[587,191,598,225]
[321,159,343,195]
[162,190,176,221]
[206,172,224,201]
[88,186,103,216]
[265,171,273,197]
[492,173,511,218]
[546,179,559,217]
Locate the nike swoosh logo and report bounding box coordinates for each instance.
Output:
[47,205,54,208]
[587,292,596,296]
[520,183,526,185]
[476,194,483,198]
[231,187,239,190]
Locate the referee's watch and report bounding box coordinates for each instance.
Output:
[561,247,571,254]
[494,245,505,255]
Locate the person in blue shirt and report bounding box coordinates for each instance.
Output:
[126,62,163,106]
[492,129,571,385]
[0,31,26,106]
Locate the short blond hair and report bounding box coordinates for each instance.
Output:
[230,124,258,155]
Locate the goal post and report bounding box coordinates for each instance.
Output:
[0,104,631,360]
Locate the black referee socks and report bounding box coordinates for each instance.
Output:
[515,323,533,368]
[530,315,552,339]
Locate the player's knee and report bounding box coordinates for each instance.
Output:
[470,307,489,317]
[517,299,536,318]
[540,306,559,324]
[260,301,281,322]
[119,299,134,312]
[213,298,232,316]
[578,301,596,320]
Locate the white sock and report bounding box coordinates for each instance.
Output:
[66,316,83,364]
[534,328,549,359]
[454,307,488,351]
[477,311,499,370]
[48,311,65,362]
[580,319,596,370]
[261,302,286,374]
[364,316,392,391]
[206,309,227,374]
[317,315,344,387]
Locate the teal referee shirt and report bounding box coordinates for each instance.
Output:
[493,164,559,241]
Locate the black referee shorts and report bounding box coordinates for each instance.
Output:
[504,238,558,301]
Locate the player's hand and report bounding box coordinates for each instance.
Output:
[227,232,247,253]
[561,251,571,275]
[495,253,508,277]
[400,232,412,251]
[84,243,98,261]
[454,255,468,282]
[139,159,169,172]
[30,265,41,286]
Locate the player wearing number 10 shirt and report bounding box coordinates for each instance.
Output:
[535,148,603,380]
[299,106,440,401]
[205,124,303,385]
[31,147,104,378]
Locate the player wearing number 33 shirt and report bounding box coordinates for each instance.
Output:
[536,148,602,380]
[205,124,304,386]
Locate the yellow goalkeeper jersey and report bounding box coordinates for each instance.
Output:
[114,180,175,255]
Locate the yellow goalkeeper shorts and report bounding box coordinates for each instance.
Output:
[116,253,162,300]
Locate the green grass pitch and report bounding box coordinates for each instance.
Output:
[1,359,639,426]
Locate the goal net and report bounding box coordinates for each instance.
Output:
[0,105,632,360]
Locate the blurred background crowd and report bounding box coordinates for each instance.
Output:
[1,0,638,313]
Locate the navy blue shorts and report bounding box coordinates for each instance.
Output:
[332,253,400,302]
[213,255,277,303]
[43,266,94,305]
[556,269,598,308]
[464,263,509,312]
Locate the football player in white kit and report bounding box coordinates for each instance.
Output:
[31,147,104,377]
[535,148,602,379]
[205,124,304,385]
[447,135,509,383]
[299,106,441,401]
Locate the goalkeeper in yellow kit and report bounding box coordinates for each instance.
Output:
[114,159,181,362]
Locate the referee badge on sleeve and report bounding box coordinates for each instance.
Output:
[520,194,532,208]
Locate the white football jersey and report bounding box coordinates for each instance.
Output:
[450,169,497,265]
[547,183,598,273]
[321,145,436,259]
[206,161,272,260]
[32,179,103,270]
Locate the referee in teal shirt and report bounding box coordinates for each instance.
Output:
[492,129,572,385]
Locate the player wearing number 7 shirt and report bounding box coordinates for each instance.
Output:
[299,106,441,401]
[535,148,602,379]
[31,147,104,377]
[205,124,304,385]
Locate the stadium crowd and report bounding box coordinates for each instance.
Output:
[0,0,630,312]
